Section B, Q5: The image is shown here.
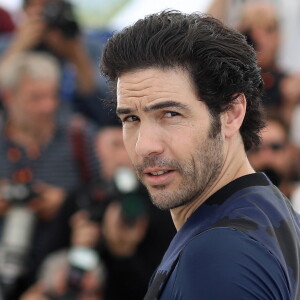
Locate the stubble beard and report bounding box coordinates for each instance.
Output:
[135,129,224,210]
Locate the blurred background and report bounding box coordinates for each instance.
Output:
[0,0,212,29]
[0,0,300,299]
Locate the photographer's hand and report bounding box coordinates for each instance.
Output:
[27,182,66,221]
[102,202,149,257]
[11,16,45,51]
[20,283,49,300]
[0,14,46,69]
[44,32,96,94]
[70,210,101,247]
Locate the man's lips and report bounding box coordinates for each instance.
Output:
[144,167,172,175]
[143,168,176,186]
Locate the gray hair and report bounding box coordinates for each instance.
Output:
[0,51,61,91]
[38,249,107,290]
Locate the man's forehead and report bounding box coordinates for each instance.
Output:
[117,69,167,97]
[117,67,191,87]
[116,67,193,104]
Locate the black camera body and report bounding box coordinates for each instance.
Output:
[77,167,149,225]
[42,0,80,38]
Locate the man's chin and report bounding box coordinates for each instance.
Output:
[151,199,187,211]
[147,188,169,210]
[151,198,173,211]
[149,191,187,211]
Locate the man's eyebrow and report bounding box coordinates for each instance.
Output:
[116,100,189,116]
[116,107,136,116]
[145,100,189,112]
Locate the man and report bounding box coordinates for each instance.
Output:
[101,10,300,300]
[237,1,300,124]
[0,0,112,127]
[0,51,99,198]
[0,0,95,97]
[0,51,99,299]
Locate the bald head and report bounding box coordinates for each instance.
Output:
[239,1,280,69]
[240,2,278,29]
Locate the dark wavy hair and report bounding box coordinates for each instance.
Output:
[101,10,265,151]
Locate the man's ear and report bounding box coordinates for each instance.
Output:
[222,94,247,138]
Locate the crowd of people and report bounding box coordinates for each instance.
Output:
[0,0,299,299]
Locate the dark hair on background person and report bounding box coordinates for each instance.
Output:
[101,10,265,151]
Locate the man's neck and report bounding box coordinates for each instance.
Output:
[170,141,255,231]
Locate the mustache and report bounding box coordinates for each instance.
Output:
[135,156,181,175]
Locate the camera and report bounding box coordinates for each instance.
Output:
[67,246,101,294]
[114,167,148,225]
[42,0,80,38]
[0,183,38,297]
[77,167,149,225]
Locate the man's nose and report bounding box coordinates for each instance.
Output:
[40,96,57,114]
[135,124,164,158]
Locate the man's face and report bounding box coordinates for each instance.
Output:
[241,3,280,70]
[8,76,58,129]
[117,68,224,210]
[248,120,289,175]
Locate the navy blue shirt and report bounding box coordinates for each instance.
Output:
[144,173,300,300]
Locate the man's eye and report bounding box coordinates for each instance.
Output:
[123,115,139,122]
[165,111,179,118]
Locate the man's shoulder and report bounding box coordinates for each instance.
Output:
[181,227,274,263]
[170,227,290,299]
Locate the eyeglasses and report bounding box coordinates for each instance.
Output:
[252,142,286,153]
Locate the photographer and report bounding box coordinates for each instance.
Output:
[0,51,100,299]
[0,0,108,125]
